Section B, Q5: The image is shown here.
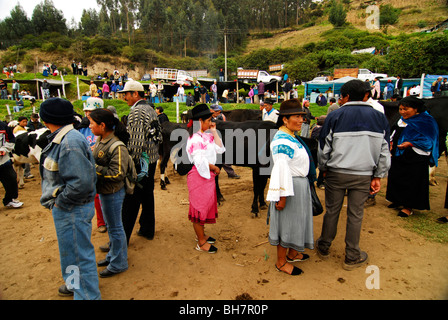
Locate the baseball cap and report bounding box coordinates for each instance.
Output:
[118,80,145,93]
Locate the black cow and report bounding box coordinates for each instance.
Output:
[159,120,318,216]
[181,109,262,123]
[12,128,51,188]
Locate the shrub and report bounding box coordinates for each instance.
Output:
[380,4,401,26]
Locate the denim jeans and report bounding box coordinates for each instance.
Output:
[52,202,101,300]
[99,188,128,273]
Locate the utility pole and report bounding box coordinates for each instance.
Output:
[224,30,227,81]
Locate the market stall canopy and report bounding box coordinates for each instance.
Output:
[422,75,448,98]
[304,76,357,98]
[2,79,71,86]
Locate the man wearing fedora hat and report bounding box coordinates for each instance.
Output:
[119,80,162,244]
[39,98,101,299]
[316,79,390,270]
[261,98,279,123]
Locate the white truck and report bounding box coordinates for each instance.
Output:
[237,69,282,83]
[333,68,388,81]
[357,68,388,81]
[153,68,194,83]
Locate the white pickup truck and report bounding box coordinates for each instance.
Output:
[237,69,282,83]
[153,68,194,83]
[357,69,388,81]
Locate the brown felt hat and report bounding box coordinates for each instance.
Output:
[279,99,307,116]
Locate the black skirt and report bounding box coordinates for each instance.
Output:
[386,148,431,210]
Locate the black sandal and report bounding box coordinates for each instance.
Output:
[275,261,303,276]
[195,242,218,254]
[398,210,413,217]
[286,253,310,262]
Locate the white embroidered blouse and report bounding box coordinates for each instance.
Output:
[186,131,226,179]
[266,130,310,202]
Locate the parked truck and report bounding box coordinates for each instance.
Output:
[237,69,282,83]
[333,68,387,81]
[153,68,194,83]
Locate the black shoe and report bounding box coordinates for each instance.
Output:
[97,259,109,267]
[160,179,167,190]
[436,216,448,224]
[343,251,369,271]
[228,175,240,179]
[275,262,303,276]
[165,177,170,185]
[397,210,413,217]
[316,240,330,260]
[137,230,154,240]
[286,253,310,262]
[99,268,121,278]
[58,284,74,297]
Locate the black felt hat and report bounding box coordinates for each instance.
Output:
[191,104,213,120]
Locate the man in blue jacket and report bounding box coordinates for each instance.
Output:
[39,98,101,300]
[316,79,391,271]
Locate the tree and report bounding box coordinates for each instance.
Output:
[0,4,33,46]
[328,0,346,28]
[284,57,319,81]
[31,0,67,35]
[80,9,100,36]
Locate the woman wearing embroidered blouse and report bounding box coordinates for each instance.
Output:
[266,99,314,276]
[186,104,226,253]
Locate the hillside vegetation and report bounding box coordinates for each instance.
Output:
[0,0,447,101]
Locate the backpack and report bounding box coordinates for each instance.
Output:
[108,140,138,195]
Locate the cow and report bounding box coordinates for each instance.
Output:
[380,96,448,185]
[12,128,50,188]
[159,119,318,216]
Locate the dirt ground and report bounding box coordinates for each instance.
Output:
[1,158,447,301]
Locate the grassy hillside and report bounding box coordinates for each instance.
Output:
[246,0,448,53]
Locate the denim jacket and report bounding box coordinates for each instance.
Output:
[40,124,97,210]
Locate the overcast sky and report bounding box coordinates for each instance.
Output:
[0,0,100,23]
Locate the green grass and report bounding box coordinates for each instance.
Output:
[401,211,448,244]
[1,98,326,124]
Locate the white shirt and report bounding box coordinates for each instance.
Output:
[266,130,310,202]
[186,132,225,179]
[367,98,385,113]
[262,108,279,123]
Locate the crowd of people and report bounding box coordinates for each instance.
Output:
[1,77,447,299]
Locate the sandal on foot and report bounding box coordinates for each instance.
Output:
[286,253,310,262]
[398,210,413,217]
[275,262,303,276]
[195,242,218,254]
[195,236,216,244]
